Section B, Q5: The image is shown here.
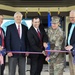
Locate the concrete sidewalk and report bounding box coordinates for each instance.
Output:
[4,65,70,75]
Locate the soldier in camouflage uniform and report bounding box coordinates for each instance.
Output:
[47,16,65,75]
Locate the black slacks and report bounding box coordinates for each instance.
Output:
[30,54,44,75]
[0,56,5,75]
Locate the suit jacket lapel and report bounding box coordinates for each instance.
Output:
[69,24,75,40]
[32,26,42,41]
[31,26,40,40]
[71,26,75,39]
[21,25,24,40]
[39,28,43,39]
[68,23,75,45]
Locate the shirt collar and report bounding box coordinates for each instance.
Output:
[33,27,40,32]
[72,23,75,26]
[15,23,21,29]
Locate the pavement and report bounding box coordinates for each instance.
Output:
[4,64,70,75]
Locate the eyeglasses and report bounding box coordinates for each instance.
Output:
[69,17,75,19]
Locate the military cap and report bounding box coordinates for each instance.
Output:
[51,16,60,24]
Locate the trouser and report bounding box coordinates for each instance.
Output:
[0,64,5,75]
[48,62,64,75]
[0,56,5,75]
[30,55,44,75]
[69,52,75,75]
[8,56,26,75]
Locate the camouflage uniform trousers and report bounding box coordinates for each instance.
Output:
[48,62,64,75]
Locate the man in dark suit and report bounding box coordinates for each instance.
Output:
[65,10,75,75]
[6,12,28,75]
[27,17,48,75]
[0,15,6,75]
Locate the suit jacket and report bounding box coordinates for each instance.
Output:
[27,24,48,58]
[0,28,6,56]
[6,23,28,57]
[67,23,75,49]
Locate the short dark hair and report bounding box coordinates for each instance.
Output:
[32,16,40,21]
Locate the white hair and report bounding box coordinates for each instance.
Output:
[14,12,23,18]
[70,10,75,13]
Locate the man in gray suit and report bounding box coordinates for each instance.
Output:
[6,12,28,75]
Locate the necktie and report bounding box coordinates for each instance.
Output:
[18,25,20,37]
[68,24,75,45]
[37,29,41,40]
[37,29,43,48]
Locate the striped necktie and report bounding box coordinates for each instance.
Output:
[37,29,41,40]
[37,29,43,48]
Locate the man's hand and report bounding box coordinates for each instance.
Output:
[65,45,73,51]
[43,42,48,48]
[7,52,13,57]
[42,51,46,56]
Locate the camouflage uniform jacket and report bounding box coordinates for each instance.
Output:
[48,27,64,64]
